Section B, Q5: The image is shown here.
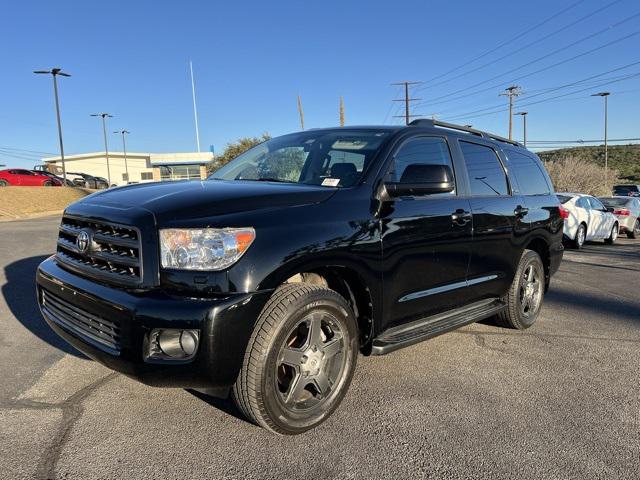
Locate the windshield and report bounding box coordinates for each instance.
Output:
[209,130,391,187]
[600,197,631,207]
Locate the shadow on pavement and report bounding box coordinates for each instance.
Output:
[186,388,252,425]
[3,255,86,358]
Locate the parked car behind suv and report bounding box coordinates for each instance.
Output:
[0,168,62,186]
[557,193,619,248]
[599,196,640,238]
[37,120,564,434]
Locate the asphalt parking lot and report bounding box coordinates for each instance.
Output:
[1,216,639,479]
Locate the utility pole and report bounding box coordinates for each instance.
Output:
[391,81,422,125]
[34,68,71,184]
[515,112,528,147]
[114,129,130,183]
[339,96,345,127]
[297,95,305,130]
[591,92,610,189]
[189,60,201,152]
[500,85,522,140]
[91,113,113,186]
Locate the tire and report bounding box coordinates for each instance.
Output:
[572,223,586,249]
[43,180,53,187]
[497,249,545,330]
[232,283,358,435]
[604,223,618,245]
[0,180,7,187]
[628,219,639,239]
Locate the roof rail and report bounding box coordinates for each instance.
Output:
[408,118,521,146]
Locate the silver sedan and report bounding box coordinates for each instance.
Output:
[599,196,640,239]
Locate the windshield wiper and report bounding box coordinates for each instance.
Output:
[240,177,295,184]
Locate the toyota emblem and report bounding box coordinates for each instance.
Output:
[76,230,91,254]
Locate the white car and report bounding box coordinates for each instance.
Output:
[557,193,619,248]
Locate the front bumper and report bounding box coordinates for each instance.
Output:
[36,257,272,388]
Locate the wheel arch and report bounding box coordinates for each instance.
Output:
[523,236,551,290]
[260,261,377,350]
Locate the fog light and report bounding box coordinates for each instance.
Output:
[145,328,200,361]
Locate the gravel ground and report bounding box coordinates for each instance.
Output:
[1,216,639,479]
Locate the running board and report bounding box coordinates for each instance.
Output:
[371,298,506,355]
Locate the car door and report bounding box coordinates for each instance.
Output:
[457,139,526,301]
[586,197,606,239]
[590,197,614,237]
[380,135,473,327]
[7,170,23,185]
[16,169,37,186]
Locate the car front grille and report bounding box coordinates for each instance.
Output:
[40,288,122,353]
[56,216,142,287]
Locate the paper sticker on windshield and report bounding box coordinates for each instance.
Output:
[322,178,340,187]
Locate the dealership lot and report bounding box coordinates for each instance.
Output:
[1,217,638,479]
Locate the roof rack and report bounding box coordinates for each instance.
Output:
[409,119,521,147]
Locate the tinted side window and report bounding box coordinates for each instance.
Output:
[576,197,589,209]
[507,151,550,195]
[460,141,508,196]
[390,137,455,190]
[589,197,605,210]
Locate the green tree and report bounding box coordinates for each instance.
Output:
[207,133,271,173]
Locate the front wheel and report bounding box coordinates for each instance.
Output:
[232,283,358,435]
[43,180,53,187]
[604,223,618,245]
[497,249,545,330]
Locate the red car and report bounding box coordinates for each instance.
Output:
[0,168,62,187]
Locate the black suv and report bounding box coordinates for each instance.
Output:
[37,119,563,434]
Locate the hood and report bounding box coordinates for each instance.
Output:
[75,179,337,223]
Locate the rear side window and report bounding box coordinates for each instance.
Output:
[576,197,589,209]
[459,141,508,196]
[507,151,550,195]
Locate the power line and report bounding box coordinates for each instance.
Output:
[413,25,640,110]
[445,71,640,121]
[416,0,623,93]
[421,0,587,85]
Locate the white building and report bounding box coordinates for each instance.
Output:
[42,151,214,186]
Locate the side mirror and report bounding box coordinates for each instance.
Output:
[606,206,614,213]
[384,164,455,197]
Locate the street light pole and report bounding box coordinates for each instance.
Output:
[91,113,113,185]
[591,92,610,189]
[515,112,528,148]
[34,68,71,184]
[114,130,130,183]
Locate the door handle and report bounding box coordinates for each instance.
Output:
[451,209,471,225]
[514,205,529,218]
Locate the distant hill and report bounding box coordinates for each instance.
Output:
[538,144,640,183]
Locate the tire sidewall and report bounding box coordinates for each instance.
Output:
[513,251,545,329]
[574,224,585,249]
[259,293,358,434]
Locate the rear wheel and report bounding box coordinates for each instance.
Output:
[627,219,639,239]
[572,223,586,249]
[497,249,545,330]
[232,283,358,435]
[604,223,618,245]
[0,180,7,187]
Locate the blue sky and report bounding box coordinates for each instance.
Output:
[1,0,639,168]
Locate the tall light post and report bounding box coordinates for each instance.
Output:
[34,68,71,184]
[515,112,528,148]
[591,92,610,189]
[114,129,130,183]
[91,113,113,185]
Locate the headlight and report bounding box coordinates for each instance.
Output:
[159,228,255,271]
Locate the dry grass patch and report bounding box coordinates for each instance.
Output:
[0,187,91,219]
